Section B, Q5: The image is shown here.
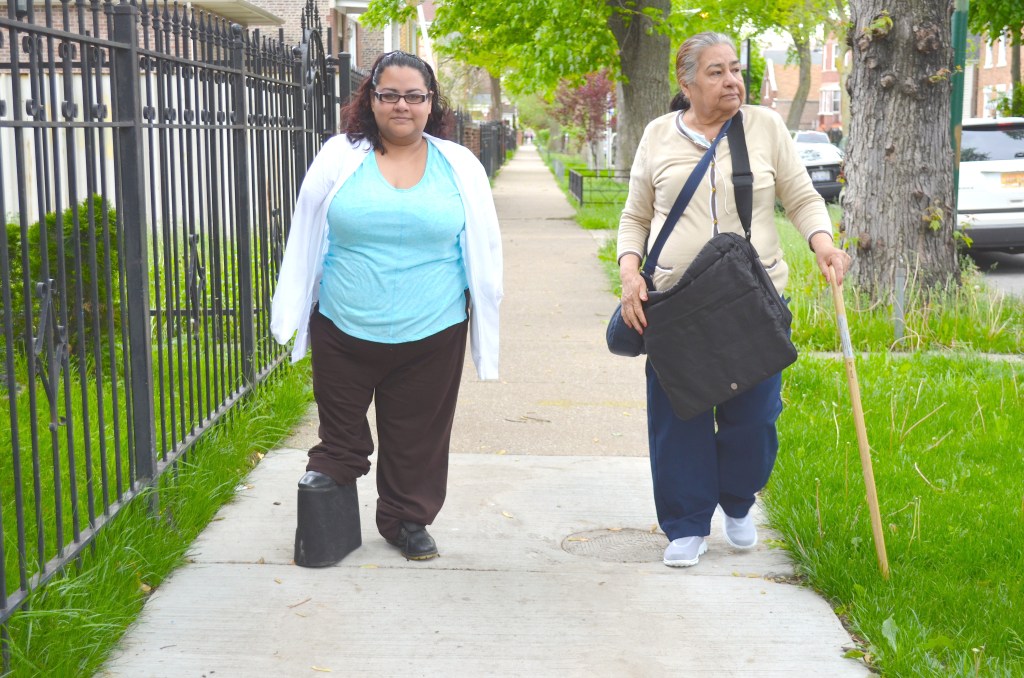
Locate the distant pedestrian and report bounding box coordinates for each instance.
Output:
[616,32,851,567]
[271,50,503,562]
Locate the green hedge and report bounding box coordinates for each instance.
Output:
[4,195,120,359]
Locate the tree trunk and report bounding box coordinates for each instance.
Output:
[489,73,503,121]
[845,0,958,300]
[1011,26,1019,112]
[1012,28,1021,86]
[834,0,852,138]
[607,0,671,170]
[786,37,813,130]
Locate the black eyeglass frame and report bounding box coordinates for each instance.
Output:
[372,91,432,105]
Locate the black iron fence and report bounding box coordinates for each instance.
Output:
[0,0,341,639]
[567,168,631,206]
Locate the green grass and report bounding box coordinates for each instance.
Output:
[552,154,1024,675]
[774,354,1023,676]
[1,359,314,677]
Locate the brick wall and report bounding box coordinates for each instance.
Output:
[359,30,386,72]
[461,126,480,158]
[974,43,1023,118]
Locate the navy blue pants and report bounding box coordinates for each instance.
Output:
[646,360,783,540]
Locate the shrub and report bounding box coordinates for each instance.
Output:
[4,195,121,360]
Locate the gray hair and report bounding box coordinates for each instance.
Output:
[675,32,736,87]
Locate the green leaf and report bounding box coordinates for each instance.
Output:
[921,635,957,651]
[881,616,899,652]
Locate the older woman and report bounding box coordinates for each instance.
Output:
[272,51,502,562]
[617,32,850,567]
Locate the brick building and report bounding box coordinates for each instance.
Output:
[966,32,1022,119]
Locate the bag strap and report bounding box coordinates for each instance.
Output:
[726,113,753,240]
[642,115,733,279]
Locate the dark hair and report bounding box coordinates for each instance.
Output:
[343,51,451,151]
[670,91,689,112]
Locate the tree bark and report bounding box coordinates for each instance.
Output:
[489,73,503,121]
[787,38,813,130]
[607,0,671,170]
[1011,27,1019,112]
[844,0,958,300]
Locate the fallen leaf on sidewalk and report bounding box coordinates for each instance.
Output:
[501,511,515,519]
[566,537,589,542]
[311,666,332,672]
[288,597,311,609]
[496,449,507,455]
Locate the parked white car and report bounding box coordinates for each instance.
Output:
[792,130,832,145]
[957,117,1024,252]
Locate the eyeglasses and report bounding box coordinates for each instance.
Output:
[373,91,430,105]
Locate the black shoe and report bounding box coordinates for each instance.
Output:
[386,521,438,561]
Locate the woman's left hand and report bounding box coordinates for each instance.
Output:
[810,232,852,285]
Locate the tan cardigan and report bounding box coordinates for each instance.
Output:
[617,105,832,295]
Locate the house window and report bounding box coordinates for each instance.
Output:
[984,40,994,69]
[819,85,841,114]
[828,44,840,72]
[997,34,1008,67]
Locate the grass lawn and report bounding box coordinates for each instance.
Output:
[2,360,314,677]
[544,148,1024,676]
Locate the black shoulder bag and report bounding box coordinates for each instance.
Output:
[642,112,798,420]
[605,118,732,357]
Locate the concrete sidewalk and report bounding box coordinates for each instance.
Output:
[101,146,869,677]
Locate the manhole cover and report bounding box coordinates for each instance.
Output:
[561,528,666,563]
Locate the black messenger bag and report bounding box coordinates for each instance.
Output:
[643,115,798,420]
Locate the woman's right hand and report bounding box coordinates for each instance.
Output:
[619,254,649,333]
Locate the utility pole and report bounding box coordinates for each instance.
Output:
[951,0,970,201]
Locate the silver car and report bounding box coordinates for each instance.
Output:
[794,141,844,202]
[957,117,1024,252]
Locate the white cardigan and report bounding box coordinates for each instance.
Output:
[270,133,503,380]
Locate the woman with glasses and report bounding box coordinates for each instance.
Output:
[272,51,502,563]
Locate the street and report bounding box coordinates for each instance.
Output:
[971,251,1024,298]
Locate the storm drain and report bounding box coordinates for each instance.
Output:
[561,528,667,563]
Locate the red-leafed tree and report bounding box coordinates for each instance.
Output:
[553,70,616,168]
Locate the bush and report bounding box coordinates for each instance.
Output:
[5,195,121,359]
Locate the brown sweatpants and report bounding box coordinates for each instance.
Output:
[306,309,468,541]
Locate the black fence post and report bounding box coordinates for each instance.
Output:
[111,1,156,484]
[337,52,352,108]
[230,24,255,385]
[292,45,308,193]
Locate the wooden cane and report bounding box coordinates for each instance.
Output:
[828,265,890,579]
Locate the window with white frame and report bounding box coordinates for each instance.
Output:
[984,40,994,69]
[997,34,1008,67]
[819,84,841,114]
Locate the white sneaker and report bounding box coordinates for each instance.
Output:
[663,536,708,567]
[723,511,757,549]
